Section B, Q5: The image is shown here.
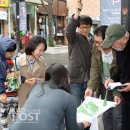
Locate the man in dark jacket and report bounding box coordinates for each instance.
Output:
[66,0,94,107]
[102,24,130,130]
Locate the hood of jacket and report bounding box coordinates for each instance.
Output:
[0,35,16,60]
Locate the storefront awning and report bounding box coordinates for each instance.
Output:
[25,0,48,5]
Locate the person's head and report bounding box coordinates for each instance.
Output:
[102,24,129,51]
[78,15,92,36]
[94,25,108,49]
[0,35,16,59]
[25,35,47,59]
[45,63,70,93]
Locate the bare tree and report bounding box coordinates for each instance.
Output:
[41,0,55,46]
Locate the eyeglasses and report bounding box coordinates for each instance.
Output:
[79,26,91,30]
[95,41,102,45]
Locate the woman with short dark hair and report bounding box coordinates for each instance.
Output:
[10,64,90,130]
[17,35,47,108]
[25,35,47,55]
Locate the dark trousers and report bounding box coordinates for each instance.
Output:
[122,92,130,130]
[103,104,122,130]
[84,127,90,130]
[101,88,122,130]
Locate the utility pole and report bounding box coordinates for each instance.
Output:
[16,1,20,51]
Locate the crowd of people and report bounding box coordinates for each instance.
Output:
[0,0,130,130]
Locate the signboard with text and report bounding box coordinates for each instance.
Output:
[19,2,27,31]
[25,0,48,5]
[0,0,8,7]
[0,11,7,20]
[101,0,121,25]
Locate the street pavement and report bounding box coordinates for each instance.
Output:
[44,53,68,67]
[43,46,68,67]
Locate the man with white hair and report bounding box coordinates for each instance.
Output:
[102,24,130,130]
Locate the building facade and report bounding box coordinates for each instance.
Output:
[67,0,100,34]
[0,0,9,36]
[0,0,101,45]
[37,0,67,45]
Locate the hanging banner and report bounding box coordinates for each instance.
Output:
[25,0,48,5]
[12,3,16,18]
[19,2,27,31]
[101,0,121,25]
[0,11,7,20]
[0,0,8,7]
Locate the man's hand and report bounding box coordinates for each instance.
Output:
[0,93,7,103]
[104,79,114,89]
[114,96,121,105]
[84,88,93,98]
[73,0,83,19]
[76,0,83,12]
[82,120,91,129]
[119,83,130,92]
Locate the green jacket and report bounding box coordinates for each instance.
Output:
[87,43,121,99]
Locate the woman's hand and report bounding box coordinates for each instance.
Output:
[25,78,37,86]
[0,93,7,103]
[4,82,9,87]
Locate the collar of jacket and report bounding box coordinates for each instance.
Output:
[43,81,59,89]
[17,53,41,72]
[110,49,117,69]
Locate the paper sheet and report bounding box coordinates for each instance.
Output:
[77,97,116,130]
[108,82,127,90]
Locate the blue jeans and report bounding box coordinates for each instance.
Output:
[70,82,87,107]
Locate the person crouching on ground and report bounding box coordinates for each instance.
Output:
[10,63,90,130]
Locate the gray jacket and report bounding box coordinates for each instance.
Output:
[66,16,94,84]
[10,82,84,130]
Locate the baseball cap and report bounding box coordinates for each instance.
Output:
[102,24,126,48]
